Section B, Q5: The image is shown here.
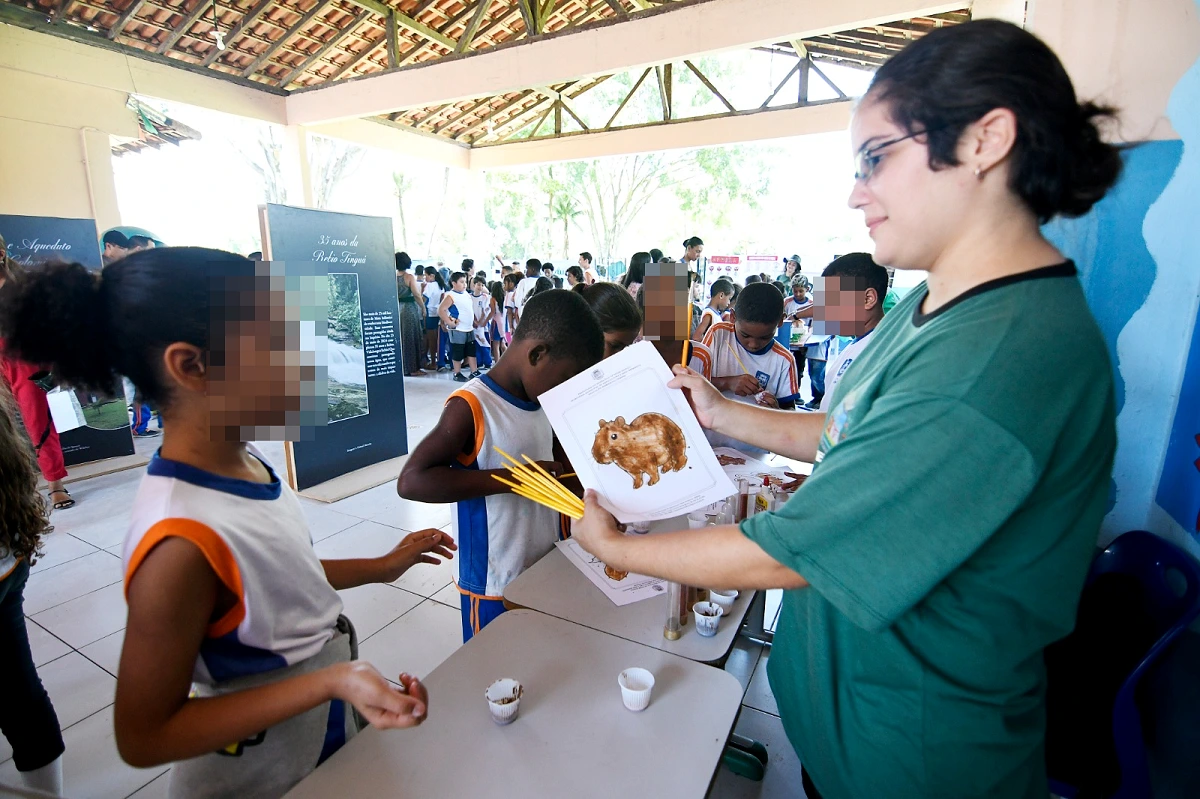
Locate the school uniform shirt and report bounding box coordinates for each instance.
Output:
[447,375,559,600]
[422,283,443,318]
[703,321,800,453]
[514,276,540,316]
[819,329,875,412]
[682,339,713,380]
[448,290,474,334]
[472,293,490,347]
[696,306,723,338]
[122,446,342,686]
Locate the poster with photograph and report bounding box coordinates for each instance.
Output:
[0,214,135,466]
[260,204,407,490]
[539,341,736,524]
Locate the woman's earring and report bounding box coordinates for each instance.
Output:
[974,166,985,180]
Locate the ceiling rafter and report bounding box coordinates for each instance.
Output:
[199,0,277,67]
[239,0,333,77]
[276,6,369,84]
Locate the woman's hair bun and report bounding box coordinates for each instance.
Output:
[1055,101,1124,219]
[0,261,116,392]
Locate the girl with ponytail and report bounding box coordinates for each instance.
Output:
[0,248,455,797]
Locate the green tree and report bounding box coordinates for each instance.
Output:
[549,193,583,260]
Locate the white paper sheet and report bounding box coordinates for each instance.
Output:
[539,340,736,524]
[555,538,668,606]
[46,388,85,433]
[712,447,790,481]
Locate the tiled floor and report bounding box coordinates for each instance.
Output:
[3,369,804,798]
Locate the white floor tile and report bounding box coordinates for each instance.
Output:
[430,582,460,609]
[32,582,127,649]
[724,637,765,698]
[358,600,462,683]
[0,706,168,799]
[326,482,406,521]
[37,651,116,729]
[22,550,123,615]
[48,469,143,551]
[391,548,457,599]
[338,583,423,642]
[29,531,98,575]
[313,520,410,561]
[25,619,71,668]
[709,707,807,799]
[370,499,453,534]
[127,770,170,798]
[299,503,362,543]
[743,651,779,717]
[79,629,126,677]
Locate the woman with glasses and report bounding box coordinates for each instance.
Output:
[572,19,1122,799]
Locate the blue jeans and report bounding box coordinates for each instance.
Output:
[808,358,827,404]
[133,403,152,434]
[0,560,65,772]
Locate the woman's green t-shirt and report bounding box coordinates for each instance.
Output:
[741,263,1116,799]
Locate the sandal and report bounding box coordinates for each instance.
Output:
[49,488,76,511]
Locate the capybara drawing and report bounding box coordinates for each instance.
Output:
[592,413,688,489]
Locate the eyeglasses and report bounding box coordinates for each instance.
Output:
[853,129,937,182]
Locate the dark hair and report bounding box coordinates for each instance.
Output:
[542,262,554,272]
[414,265,425,276]
[867,19,1122,223]
[475,270,487,281]
[472,275,487,286]
[566,266,584,283]
[649,248,663,263]
[0,248,256,409]
[102,229,130,249]
[573,282,641,334]
[822,252,890,301]
[248,251,263,262]
[735,282,784,326]
[772,281,788,295]
[744,274,762,285]
[532,277,554,296]
[0,386,52,563]
[490,281,505,304]
[683,237,704,249]
[461,258,475,270]
[425,269,447,290]
[503,273,520,290]
[395,252,412,271]
[710,278,734,298]
[129,235,155,249]
[525,258,542,274]
[513,289,604,366]
[449,271,467,286]
[579,252,593,264]
[622,252,651,288]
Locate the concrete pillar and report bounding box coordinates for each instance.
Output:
[80,127,122,233]
[280,125,315,207]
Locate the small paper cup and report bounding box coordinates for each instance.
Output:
[686,511,708,530]
[618,668,655,712]
[485,678,523,725]
[693,601,724,637]
[709,589,738,612]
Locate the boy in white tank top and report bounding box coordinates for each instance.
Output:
[398,289,606,640]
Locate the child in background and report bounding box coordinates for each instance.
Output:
[703,282,800,454]
[637,263,713,379]
[693,278,733,342]
[397,290,604,642]
[488,281,506,363]
[439,272,479,383]
[471,277,493,371]
[0,250,455,798]
[573,282,641,359]
[814,253,889,410]
[0,386,65,795]
[422,268,446,371]
[502,273,520,344]
[783,276,814,388]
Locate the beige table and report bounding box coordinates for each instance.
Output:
[504,547,754,664]
[285,610,743,799]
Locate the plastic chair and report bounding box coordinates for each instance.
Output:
[1049,530,1200,799]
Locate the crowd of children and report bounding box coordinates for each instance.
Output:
[0,239,886,797]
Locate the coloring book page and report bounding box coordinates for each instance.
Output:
[555,539,668,606]
[540,341,736,524]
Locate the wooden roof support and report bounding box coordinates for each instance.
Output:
[455,0,492,53]
[536,86,589,130]
[604,65,650,129]
[385,10,397,66]
[809,60,848,98]
[517,0,537,35]
[156,0,217,54]
[239,0,332,78]
[683,59,735,112]
[324,31,384,81]
[600,0,626,16]
[277,9,370,85]
[108,0,148,40]
[200,0,276,67]
[453,89,538,141]
[360,0,455,50]
[760,58,801,108]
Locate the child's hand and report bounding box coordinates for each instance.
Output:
[534,461,564,479]
[756,391,779,408]
[726,374,762,396]
[332,662,427,729]
[379,529,456,582]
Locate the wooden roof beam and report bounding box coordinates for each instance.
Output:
[239,0,333,78]
[344,0,456,50]
[108,0,149,40]
[276,7,370,84]
[200,0,276,67]
[455,0,492,53]
[156,0,217,54]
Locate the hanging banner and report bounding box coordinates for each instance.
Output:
[0,214,136,466]
[259,204,408,491]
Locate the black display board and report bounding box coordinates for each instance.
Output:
[0,214,136,466]
[260,204,408,490]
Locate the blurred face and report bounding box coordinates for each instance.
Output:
[713,291,731,312]
[849,96,973,271]
[578,255,587,268]
[733,318,777,354]
[641,264,691,340]
[603,328,640,359]
[472,282,484,295]
[813,277,878,337]
[567,273,579,287]
[425,272,436,283]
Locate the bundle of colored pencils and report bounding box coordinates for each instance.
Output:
[491,446,585,519]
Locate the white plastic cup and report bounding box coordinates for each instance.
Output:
[693,601,724,637]
[485,678,523,725]
[686,511,708,530]
[708,589,738,612]
[618,668,656,712]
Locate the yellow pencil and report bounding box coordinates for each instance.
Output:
[491,475,582,518]
[520,456,585,507]
[726,341,753,376]
[680,340,689,370]
[495,447,581,509]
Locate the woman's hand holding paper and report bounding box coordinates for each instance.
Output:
[571,490,626,563]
